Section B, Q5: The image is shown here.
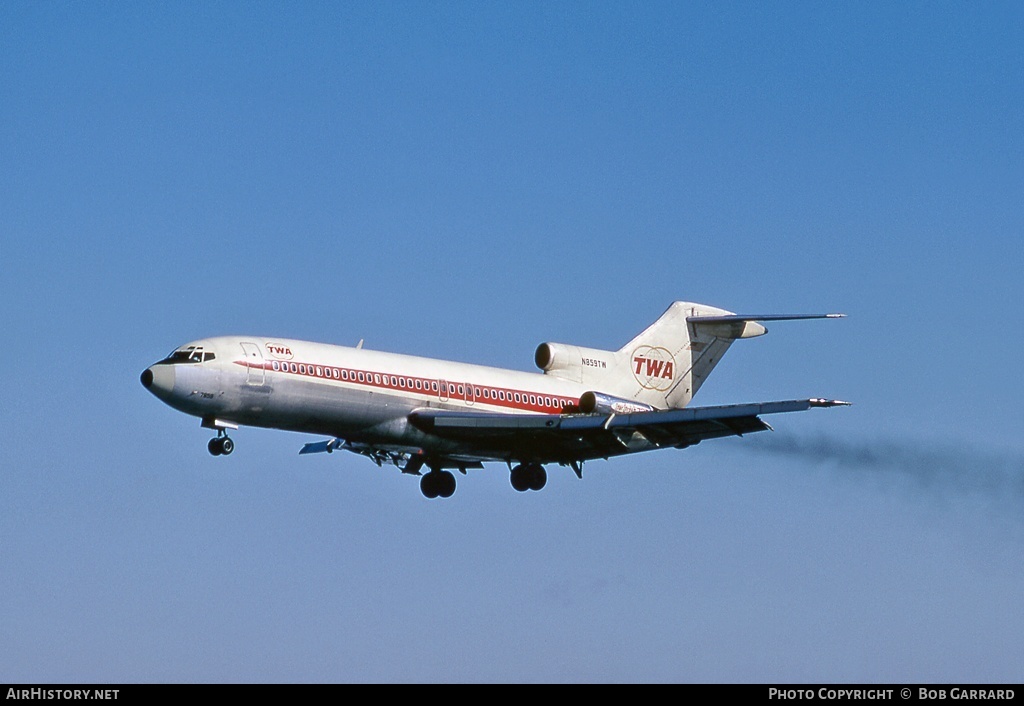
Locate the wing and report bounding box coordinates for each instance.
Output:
[407,398,849,465]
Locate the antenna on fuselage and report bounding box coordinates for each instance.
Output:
[356,339,364,349]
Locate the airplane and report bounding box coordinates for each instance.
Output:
[140,301,848,499]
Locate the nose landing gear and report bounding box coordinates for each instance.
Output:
[208,431,234,456]
[202,417,238,457]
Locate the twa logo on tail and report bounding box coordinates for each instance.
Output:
[631,346,676,391]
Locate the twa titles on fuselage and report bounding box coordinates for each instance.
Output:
[140,301,848,499]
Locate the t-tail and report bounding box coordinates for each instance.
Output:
[535,301,844,410]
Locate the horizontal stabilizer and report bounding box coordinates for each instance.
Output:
[686,313,845,324]
[685,312,845,340]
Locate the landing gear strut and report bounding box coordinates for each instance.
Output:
[510,463,546,492]
[420,470,456,499]
[208,431,234,456]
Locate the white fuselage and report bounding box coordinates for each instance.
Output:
[144,336,588,460]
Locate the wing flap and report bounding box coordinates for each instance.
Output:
[408,399,848,463]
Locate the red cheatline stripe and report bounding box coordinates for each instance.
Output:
[234,359,573,414]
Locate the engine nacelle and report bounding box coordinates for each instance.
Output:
[578,391,655,415]
[534,342,615,384]
[536,342,577,372]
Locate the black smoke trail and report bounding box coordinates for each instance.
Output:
[744,432,1024,504]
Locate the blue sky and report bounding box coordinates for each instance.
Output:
[2,1,1023,683]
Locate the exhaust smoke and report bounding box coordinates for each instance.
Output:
[745,432,1024,504]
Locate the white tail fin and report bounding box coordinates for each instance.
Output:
[537,302,843,410]
[609,302,743,408]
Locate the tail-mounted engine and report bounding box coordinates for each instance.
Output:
[578,391,655,415]
[535,342,616,384]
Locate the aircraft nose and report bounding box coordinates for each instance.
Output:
[140,365,175,397]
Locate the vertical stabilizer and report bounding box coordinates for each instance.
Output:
[612,302,745,409]
[540,302,842,411]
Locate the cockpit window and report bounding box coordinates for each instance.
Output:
[157,346,216,364]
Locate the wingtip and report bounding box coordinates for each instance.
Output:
[809,398,852,407]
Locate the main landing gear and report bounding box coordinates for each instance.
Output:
[510,463,547,492]
[420,470,456,499]
[207,431,234,456]
[418,463,549,498]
